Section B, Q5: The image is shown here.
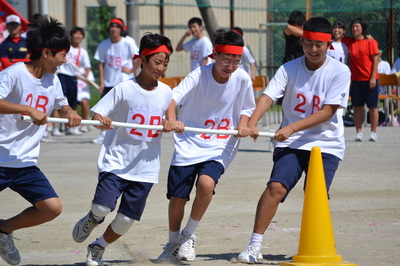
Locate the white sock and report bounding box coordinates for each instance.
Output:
[181,217,200,237]
[93,235,110,248]
[169,229,180,244]
[249,233,263,247]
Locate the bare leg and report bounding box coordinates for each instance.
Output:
[169,197,187,232]
[102,225,121,244]
[0,197,62,233]
[369,107,378,132]
[253,182,287,234]
[353,106,364,133]
[81,98,90,120]
[189,175,214,221]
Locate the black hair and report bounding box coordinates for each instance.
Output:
[232,27,243,36]
[287,10,306,27]
[139,32,173,62]
[26,16,70,61]
[215,30,244,47]
[70,26,85,38]
[350,18,367,35]
[333,20,346,30]
[303,17,332,35]
[188,17,202,27]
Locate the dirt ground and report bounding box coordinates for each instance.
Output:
[0,124,399,266]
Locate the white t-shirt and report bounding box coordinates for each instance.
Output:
[327,41,349,64]
[171,64,255,169]
[94,37,135,87]
[58,46,91,77]
[0,62,68,167]
[265,56,350,159]
[239,46,256,76]
[77,70,95,101]
[91,78,172,183]
[182,36,213,71]
[378,60,391,74]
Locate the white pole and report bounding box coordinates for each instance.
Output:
[21,116,275,138]
[66,60,101,90]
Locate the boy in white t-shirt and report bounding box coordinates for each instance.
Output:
[0,17,81,265]
[232,27,256,82]
[72,33,174,266]
[158,31,255,263]
[327,20,349,64]
[176,17,213,72]
[237,17,351,263]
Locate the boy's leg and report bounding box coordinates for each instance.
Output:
[189,174,215,221]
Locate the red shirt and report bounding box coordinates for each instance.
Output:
[342,37,379,81]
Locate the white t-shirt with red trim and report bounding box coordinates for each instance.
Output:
[91,78,172,183]
[0,62,68,167]
[58,46,91,77]
[94,37,135,87]
[264,56,350,159]
[171,64,255,170]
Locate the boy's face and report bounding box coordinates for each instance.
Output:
[332,26,345,41]
[351,23,363,38]
[109,23,122,38]
[45,49,68,74]
[141,52,169,81]
[189,23,202,38]
[302,38,330,70]
[71,32,84,46]
[213,52,241,81]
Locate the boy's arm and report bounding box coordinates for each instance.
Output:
[91,112,114,130]
[236,114,251,137]
[370,54,379,89]
[247,94,274,140]
[98,62,105,94]
[274,104,339,142]
[162,99,184,133]
[285,24,303,37]
[176,30,191,51]
[58,105,81,128]
[0,99,47,125]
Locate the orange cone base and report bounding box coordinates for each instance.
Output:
[280,258,357,266]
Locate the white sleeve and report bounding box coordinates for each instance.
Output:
[172,68,201,105]
[264,65,288,102]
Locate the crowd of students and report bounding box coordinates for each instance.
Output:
[0,11,386,266]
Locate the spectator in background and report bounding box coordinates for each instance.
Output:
[0,14,29,70]
[377,49,391,75]
[342,18,379,142]
[92,18,136,144]
[327,20,349,64]
[232,27,256,82]
[282,10,306,64]
[57,27,91,136]
[176,17,213,72]
[391,56,400,73]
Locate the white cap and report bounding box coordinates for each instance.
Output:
[6,14,21,25]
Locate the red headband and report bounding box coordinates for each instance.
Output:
[232,29,243,36]
[302,30,332,42]
[208,44,243,59]
[133,45,171,60]
[110,18,126,30]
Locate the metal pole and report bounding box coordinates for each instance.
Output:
[159,0,164,35]
[195,0,220,44]
[388,0,394,65]
[126,0,140,42]
[230,0,234,29]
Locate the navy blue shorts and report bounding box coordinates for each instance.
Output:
[92,172,153,221]
[167,161,224,200]
[350,80,379,108]
[269,147,340,202]
[58,73,78,109]
[0,166,58,204]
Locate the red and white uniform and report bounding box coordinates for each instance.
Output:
[58,46,91,77]
[94,37,136,87]
[327,41,349,64]
[91,78,172,183]
[265,56,350,159]
[239,46,256,76]
[77,70,94,101]
[183,36,213,71]
[171,64,255,170]
[0,62,68,167]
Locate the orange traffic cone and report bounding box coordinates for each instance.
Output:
[280,147,357,266]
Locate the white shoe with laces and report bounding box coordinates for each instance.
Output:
[0,231,20,265]
[237,244,263,264]
[72,212,104,243]
[86,243,105,266]
[177,234,196,261]
[369,132,378,142]
[156,241,180,263]
[354,132,363,142]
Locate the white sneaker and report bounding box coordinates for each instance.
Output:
[92,134,104,144]
[156,241,180,263]
[0,231,21,265]
[80,125,89,133]
[354,132,363,142]
[66,127,83,136]
[72,212,104,243]
[86,243,105,266]
[237,245,263,263]
[51,127,63,136]
[177,234,196,261]
[369,132,378,142]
